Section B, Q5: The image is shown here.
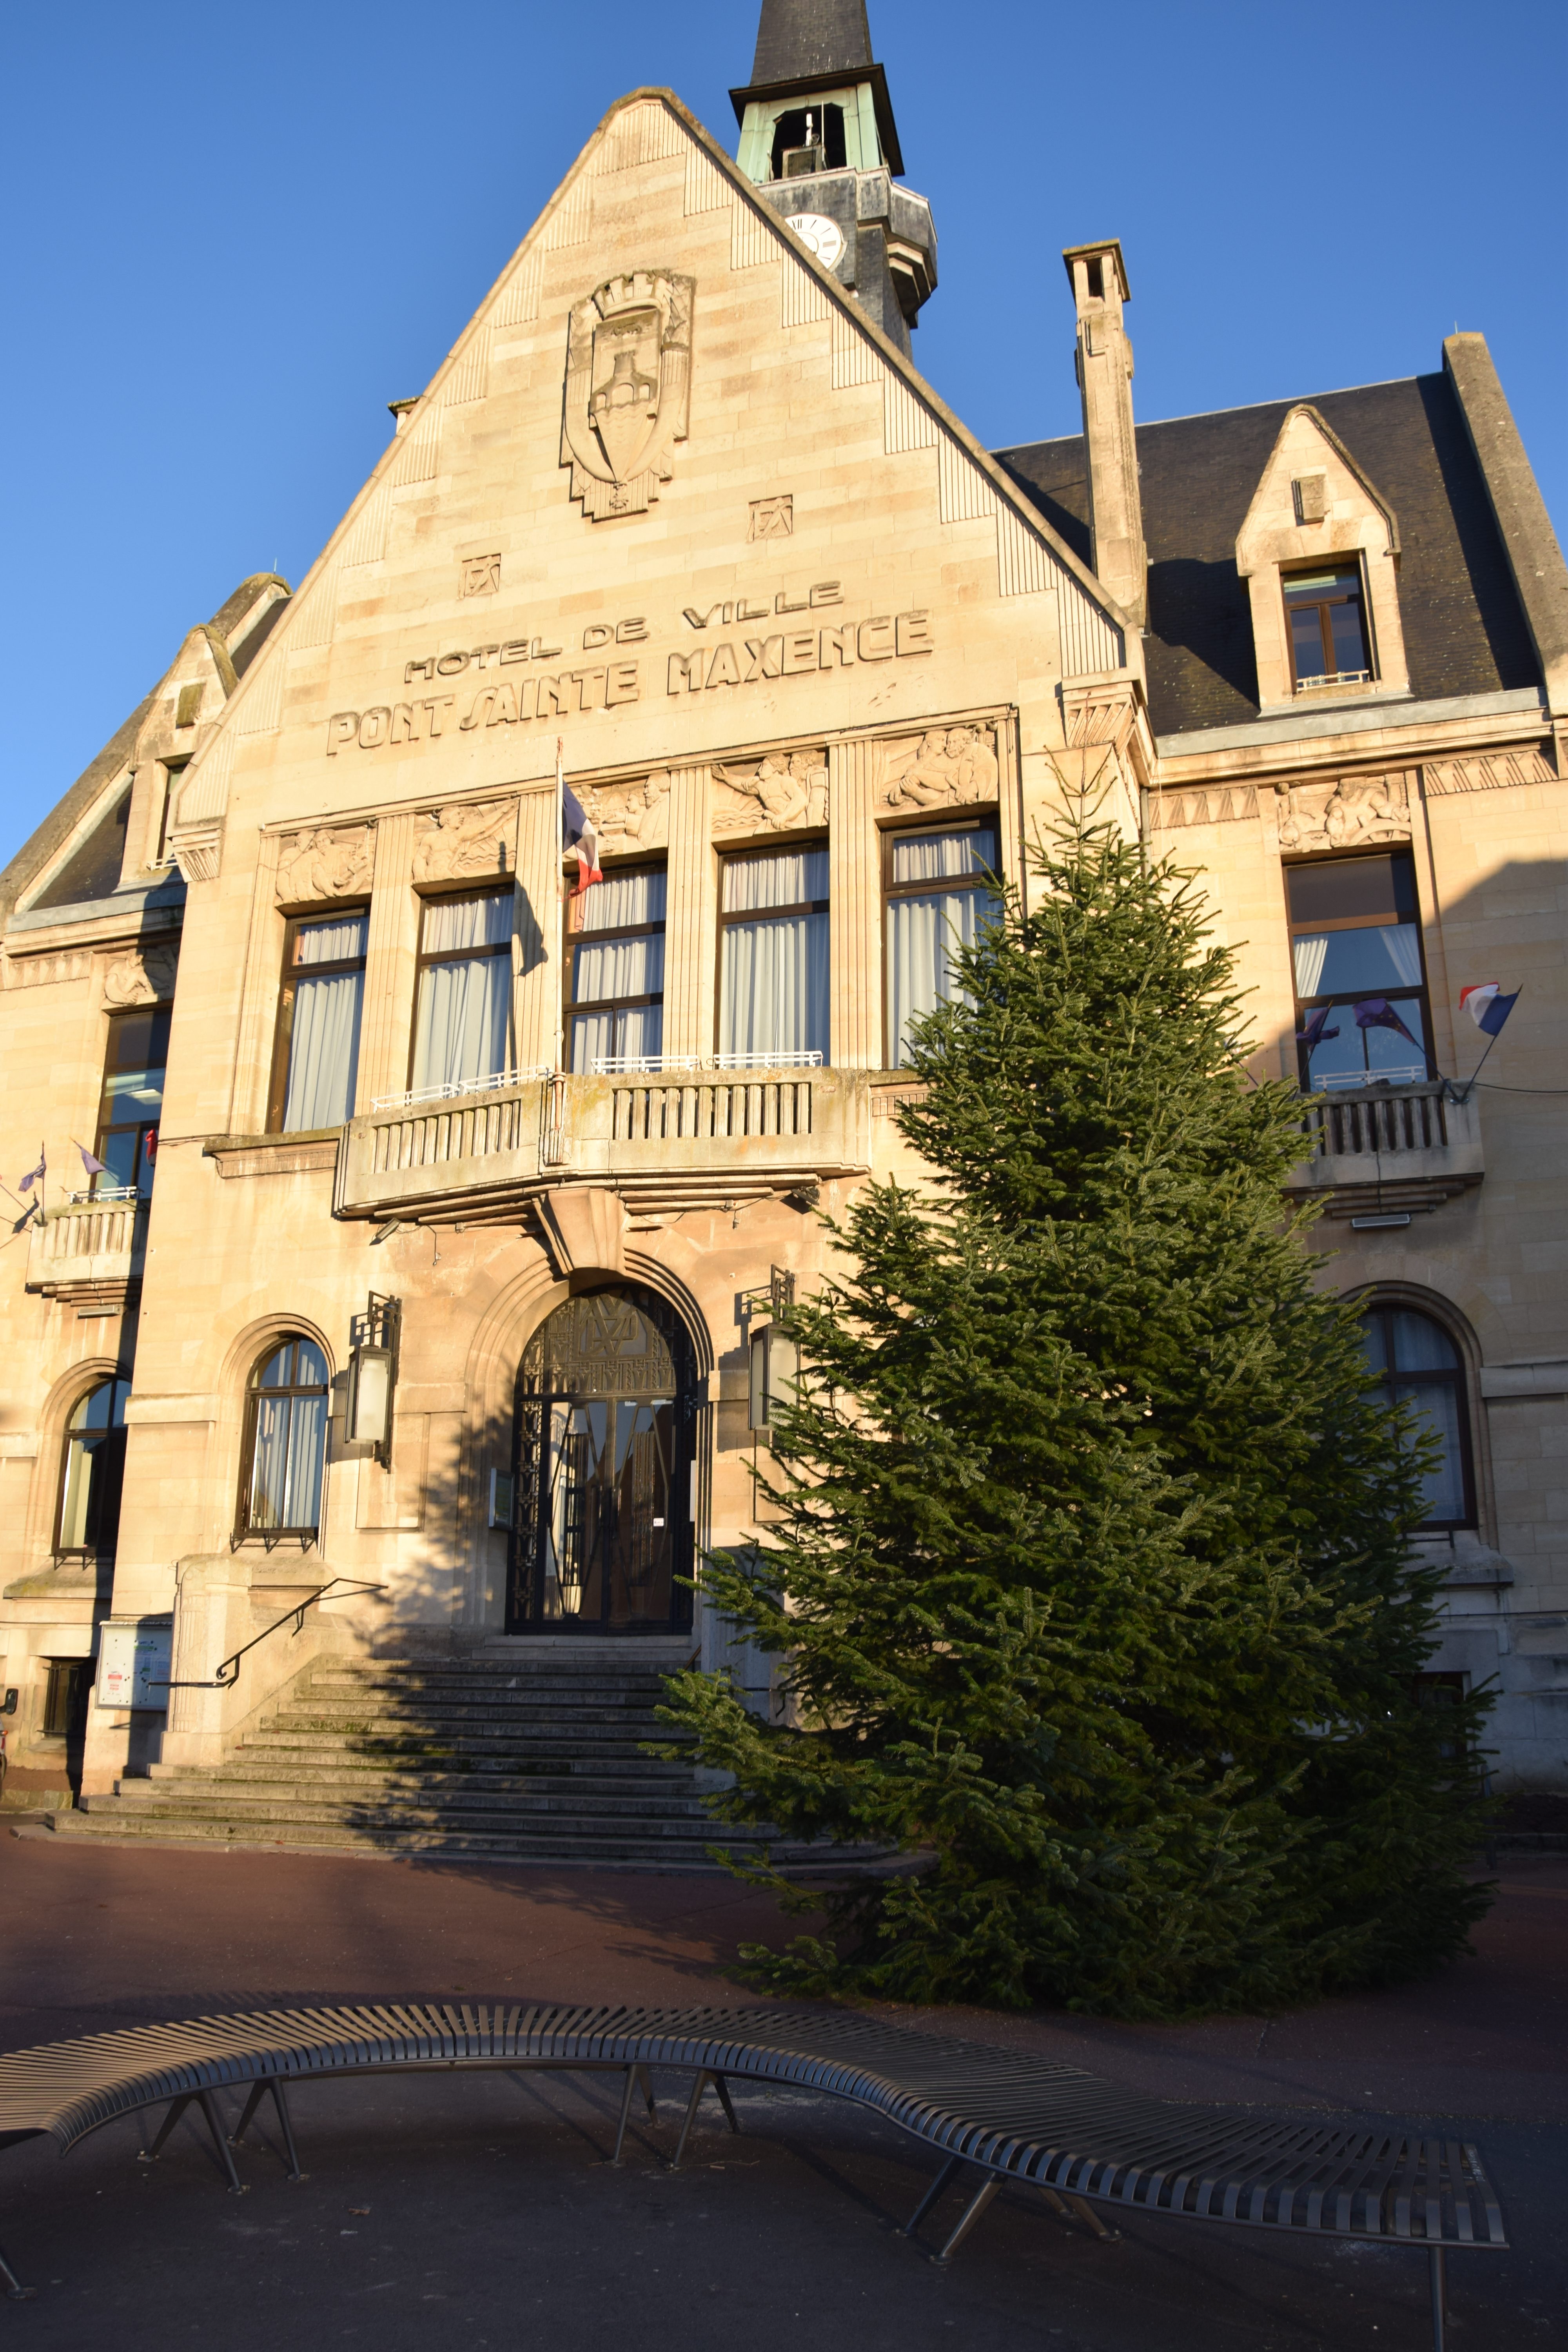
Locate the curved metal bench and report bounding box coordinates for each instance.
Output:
[0,2001,1504,2347]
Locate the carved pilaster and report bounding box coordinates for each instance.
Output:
[228,832,285,1135]
[829,737,882,1070]
[662,766,715,1060]
[357,812,419,1111]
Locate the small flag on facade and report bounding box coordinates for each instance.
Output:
[18,1148,45,1193]
[1353,997,1423,1051]
[1297,1005,1340,1049]
[74,1140,110,1178]
[1459,982,1519,1037]
[559,739,602,897]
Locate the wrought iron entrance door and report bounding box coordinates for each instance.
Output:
[508,1287,696,1635]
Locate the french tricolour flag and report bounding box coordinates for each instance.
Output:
[557,739,601,897]
[1460,982,1519,1037]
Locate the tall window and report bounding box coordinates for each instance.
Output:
[411,889,514,1097]
[238,1336,329,1541]
[567,866,666,1071]
[885,820,1001,1069]
[94,1007,170,1193]
[57,1375,131,1558]
[270,911,368,1132]
[1360,1306,1474,1529]
[718,846,829,1063]
[1287,851,1432,1089]
[1284,563,1372,691]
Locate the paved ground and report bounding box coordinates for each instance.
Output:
[1,1830,1563,2350]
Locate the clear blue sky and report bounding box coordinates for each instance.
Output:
[4,0,1563,871]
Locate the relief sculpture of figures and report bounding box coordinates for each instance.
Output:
[102,944,179,1009]
[591,771,671,854]
[879,724,998,809]
[412,800,517,883]
[275,825,374,904]
[713,749,828,835]
[1275,773,1411,852]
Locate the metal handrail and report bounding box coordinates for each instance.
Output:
[158,1576,386,1692]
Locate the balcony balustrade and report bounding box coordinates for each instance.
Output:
[25,1195,149,1313]
[1289,1080,1483,1223]
[335,1067,876,1224]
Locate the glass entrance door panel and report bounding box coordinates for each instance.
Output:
[510,1288,694,1635]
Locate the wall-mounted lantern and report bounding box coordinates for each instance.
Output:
[347,1292,401,1466]
[748,1322,799,1432]
[742,1265,799,1435]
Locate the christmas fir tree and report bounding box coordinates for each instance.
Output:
[658,806,1492,2018]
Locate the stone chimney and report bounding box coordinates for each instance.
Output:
[1063,240,1147,628]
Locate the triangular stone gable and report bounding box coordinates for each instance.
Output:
[1236,403,1400,572]
[1235,403,1408,709]
[173,87,1132,851]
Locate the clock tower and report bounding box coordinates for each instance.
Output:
[730,0,937,354]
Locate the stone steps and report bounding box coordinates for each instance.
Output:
[55,1651,849,1874]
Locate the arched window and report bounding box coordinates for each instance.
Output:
[56,1375,131,1559]
[509,1287,696,1636]
[238,1336,329,1542]
[1359,1305,1474,1530]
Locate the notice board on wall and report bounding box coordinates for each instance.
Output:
[96,1622,172,1710]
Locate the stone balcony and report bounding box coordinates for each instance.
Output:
[335,1067,878,1227]
[1287,1081,1484,1224]
[25,1194,149,1313]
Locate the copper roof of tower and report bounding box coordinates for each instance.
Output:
[730,0,903,174]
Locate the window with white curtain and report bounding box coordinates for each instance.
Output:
[270,911,368,1132]
[238,1336,329,1541]
[1359,1305,1475,1528]
[411,890,515,1096]
[718,846,829,1062]
[567,865,666,1071]
[1285,851,1433,1090]
[885,822,1001,1068]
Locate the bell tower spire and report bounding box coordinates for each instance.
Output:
[730,0,936,354]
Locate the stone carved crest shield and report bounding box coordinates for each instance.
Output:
[561,272,694,521]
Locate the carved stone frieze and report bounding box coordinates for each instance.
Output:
[561,271,693,522]
[276,823,375,905]
[587,771,671,855]
[411,800,518,884]
[1423,746,1554,796]
[875,724,999,812]
[2,950,92,990]
[713,749,829,835]
[102,944,180,1009]
[1272,770,1414,852]
[1149,784,1261,830]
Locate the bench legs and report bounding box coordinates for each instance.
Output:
[229,2080,306,2182]
[138,2093,247,2195]
[907,2158,1122,2260]
[671,2071,740,2170]
[1429,2245,1447,2352]
[612,2066,659,2166]
[0,2238,33,2300]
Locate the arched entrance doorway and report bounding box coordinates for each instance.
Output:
[507,1285,697,1635]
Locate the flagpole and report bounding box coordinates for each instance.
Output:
[1455,987,1522,1102]
[555,736,566,1077]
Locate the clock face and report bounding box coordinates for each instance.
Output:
[786,213,846,270]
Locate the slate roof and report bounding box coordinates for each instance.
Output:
[995,372,1543,741]
[750,0,872,82]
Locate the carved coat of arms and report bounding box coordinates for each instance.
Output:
[561,272,694,521]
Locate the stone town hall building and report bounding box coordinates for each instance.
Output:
[2,0,1565,1849]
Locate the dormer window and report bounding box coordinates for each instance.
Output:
[1284,564,1372,692]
